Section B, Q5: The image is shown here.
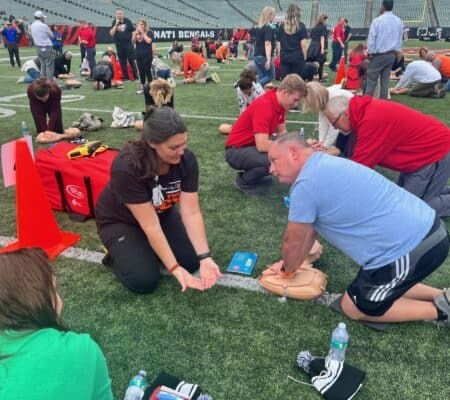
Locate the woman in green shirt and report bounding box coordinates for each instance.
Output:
[0,248,113,400]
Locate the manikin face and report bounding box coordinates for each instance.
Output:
[150,132,188,165]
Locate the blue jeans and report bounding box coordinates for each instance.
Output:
[24,68,40,83]
[157,69,171,79]
[254,55,274,87]
[446,80,450,92]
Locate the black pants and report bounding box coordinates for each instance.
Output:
[136,53,153,86]
[329,41,343,70]
[80,44,86,62]
[7,44,20,67]
[116,44,138,80]
[225,146,270,185]
[99,208,199,293]
[280,52,305,80]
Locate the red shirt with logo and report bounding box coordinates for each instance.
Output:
[349,96,450,173]
[78,26,96,48]
[226,89,286,148]
[333,23,344,43]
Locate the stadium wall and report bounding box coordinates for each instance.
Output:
[17,26,450,46]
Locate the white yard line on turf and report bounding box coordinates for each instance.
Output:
[0,103,318,124]
[0,235,338,304]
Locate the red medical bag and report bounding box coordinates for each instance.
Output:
[35,142,118,221]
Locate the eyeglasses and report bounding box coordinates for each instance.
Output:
[331,111,345,127]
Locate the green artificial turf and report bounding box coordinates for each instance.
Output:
[0,40,449,399]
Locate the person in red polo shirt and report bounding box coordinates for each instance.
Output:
[78,20,96,80]
[328,17,346,71]
[324,95,450,216]
[225,74,307,195]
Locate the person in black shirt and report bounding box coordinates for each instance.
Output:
[109,9,138,81]
[253,5,276,88]
[53,50,72,78]
[92,59,114,90]
[343,19,352,62]
[277,3,308,80]
[133,19,153,94]
[95,107,222,293]
[307,14,329,82]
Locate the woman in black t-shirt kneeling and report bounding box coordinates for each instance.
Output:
[95,107,222,293]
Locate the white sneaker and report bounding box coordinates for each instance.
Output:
[211,72,221,84]
[136,89,144,94]
[16,77,25,83]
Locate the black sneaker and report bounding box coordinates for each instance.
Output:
[101,252,112,267]
[234,177,267,196]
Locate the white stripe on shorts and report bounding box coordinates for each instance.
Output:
[369,254,410,303]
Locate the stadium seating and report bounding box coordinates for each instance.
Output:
[3,1,447,30]
[279,0,313,26]
[372,0,431,27]
[316,0,365,28]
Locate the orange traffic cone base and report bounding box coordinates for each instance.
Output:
[0,139,80,260]
[0,230,80,261]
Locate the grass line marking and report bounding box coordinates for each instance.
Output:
[0,103,318,124]
[0,235,337,304]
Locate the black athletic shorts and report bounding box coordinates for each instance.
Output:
[347,217,449,316]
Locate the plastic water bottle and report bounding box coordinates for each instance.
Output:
[21,121,30,138]
[328,322,349,362]
[299,127,305,139]
[124,370,148,400]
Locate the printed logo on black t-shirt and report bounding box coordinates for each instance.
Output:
[155,180,181,212]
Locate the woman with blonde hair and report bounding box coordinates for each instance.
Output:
[307,14,329,82]
[302,81,353,155]
[133,18,154,94]
[277,3,308,79]
[253,5,276,87]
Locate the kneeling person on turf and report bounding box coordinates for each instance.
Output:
[225,74,307,195]
[267,133,450,325]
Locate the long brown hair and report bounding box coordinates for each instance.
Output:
[0,248,65,331]
[149,79,174,107]
[31,78,58,99]
[122,106,187,180]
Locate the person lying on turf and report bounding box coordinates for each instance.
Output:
[267,133,450,325]
[95,106,222,293]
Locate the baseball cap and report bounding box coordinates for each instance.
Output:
[34,11,46,19]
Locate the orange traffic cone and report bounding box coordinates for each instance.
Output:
[0,139,80,260]
[335,56,347,84]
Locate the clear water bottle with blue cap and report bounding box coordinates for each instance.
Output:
[124,370,148,400]
[329,322,349,362]
[299,127,305,139]
[21,121,30,138]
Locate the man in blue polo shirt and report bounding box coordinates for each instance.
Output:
[0,21,21,67]
[267,133,449,325]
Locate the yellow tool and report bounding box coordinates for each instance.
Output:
[67,141,108,159]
